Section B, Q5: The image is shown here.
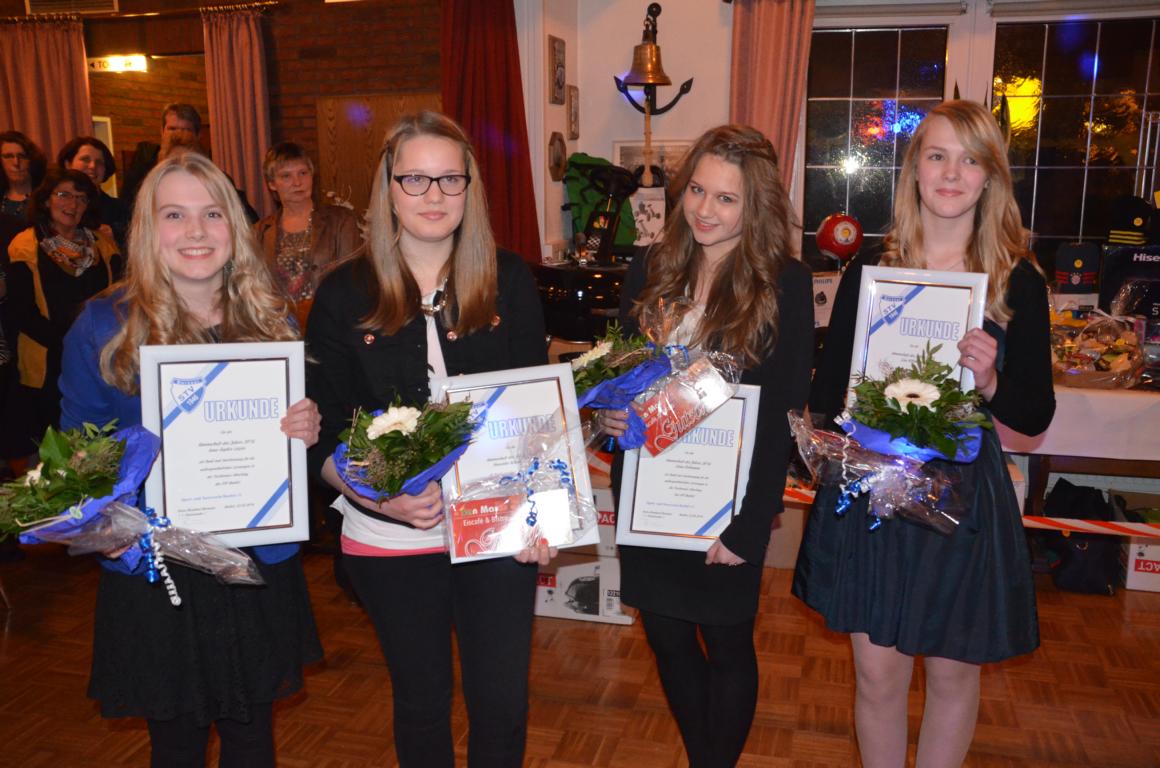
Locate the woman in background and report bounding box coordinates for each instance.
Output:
[793,100,1055,768]
[601,124,813,767]
[59,151,322,768]
[0,130,47,219]
[3,168,120,462]
[253,141,361,328]
[58,135,131,251]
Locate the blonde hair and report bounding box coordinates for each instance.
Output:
[882,99,1035,320]
[100,153,296,393]
[631,124,796,368]
[361,111,496,336]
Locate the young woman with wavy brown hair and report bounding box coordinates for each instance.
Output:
[794,100,1055,768]
[59,151,323,768]
[305,110,550,767]
[601,124,814,767]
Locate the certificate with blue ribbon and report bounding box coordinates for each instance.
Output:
[139,342,309,547]
[616,384,760,552]
[850,266,988,395]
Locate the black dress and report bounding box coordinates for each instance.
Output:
[792,251,1055,663]
[616,253,815,626]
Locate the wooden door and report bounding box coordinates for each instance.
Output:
[315,92,442,216]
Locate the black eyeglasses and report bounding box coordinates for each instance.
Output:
[393,173,471,197]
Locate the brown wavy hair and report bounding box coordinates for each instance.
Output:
[100,152,296,393]
[361,111,496,337]
[630,124,796,368]
[881,99,1035,320]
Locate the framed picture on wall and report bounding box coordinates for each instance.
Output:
[566,85,579,140]
[549,36,566,105]
[612,140,692,187]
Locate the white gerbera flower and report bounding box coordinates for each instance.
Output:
[22,463,44,486]
[366,406,422,439]
[571,340,613,370]
[884,378,941,411]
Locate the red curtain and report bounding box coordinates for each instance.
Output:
[730,0,815,189]
[441,0,541,263]
[0,19,91,159]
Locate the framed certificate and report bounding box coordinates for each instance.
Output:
[140,342,309,547]
[616,384,760,552]
[433,363,598,560]
[850,266,988,394]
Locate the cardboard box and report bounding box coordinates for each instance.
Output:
[535,552,633,625]
[1114,489,1160,592]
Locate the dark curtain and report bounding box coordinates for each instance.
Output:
[441,0,541,263]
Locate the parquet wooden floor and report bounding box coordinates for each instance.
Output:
[0,546,1158,767]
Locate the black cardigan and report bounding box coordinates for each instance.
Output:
[304,249,549,498]
[810,249,1056,437]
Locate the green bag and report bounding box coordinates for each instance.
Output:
[562,152,637,249]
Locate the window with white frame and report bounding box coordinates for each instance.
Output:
[801,1,1160,276]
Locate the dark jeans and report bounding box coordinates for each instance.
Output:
[345,551,538,768]
[146,704,274,768]
[639,610,759,768]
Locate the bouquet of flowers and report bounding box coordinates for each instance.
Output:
[789,344,991,534]
[334,401,476,500]
[2,422,264,604]
[575,299,740,455]
[571,322,660,396]
[444,409,597,562]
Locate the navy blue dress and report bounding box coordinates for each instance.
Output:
[792,252,1055,663]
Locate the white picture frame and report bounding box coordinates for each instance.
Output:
[616,384,761,552]
[849,266,989,396]
[139,341,309,548]
[612,140,692,185]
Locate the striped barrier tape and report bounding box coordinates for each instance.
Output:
[1021,516,1160,539]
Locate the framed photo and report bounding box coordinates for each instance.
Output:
[548,35,566,105]
[433,363,598,562]
[616,384,761,552]
[628,186,666,245]
[612,140,692,186]
[139,342,309,548]
[849,266,989,394]
[566,84,579,140]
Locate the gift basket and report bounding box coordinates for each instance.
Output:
[788,344,990,535]
[444,409,598,562]
[573,298,740,455]
[3,423,265,606]
[1051,309,1144,389]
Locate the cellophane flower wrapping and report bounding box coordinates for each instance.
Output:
[334,402,476,500]
[32,501,264,586]
[787,410,967,535]
[579,297,741,455]
[444,409,597,562]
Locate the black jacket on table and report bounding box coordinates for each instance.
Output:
[615,252,814,626]
[810,249,1055,437]
[304,249,549,517]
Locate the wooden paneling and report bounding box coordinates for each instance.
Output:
[315,91,441,215]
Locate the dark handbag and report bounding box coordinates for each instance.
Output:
[1041,479,1121,595]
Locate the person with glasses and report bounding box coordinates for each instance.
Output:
[58,136,132,252]
[305,111,551,767]
[253,141,362,329]
[3,168,121,463]
[0,130,48,220]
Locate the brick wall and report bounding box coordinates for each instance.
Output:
[88,55,210,166]
[265,0,441,158]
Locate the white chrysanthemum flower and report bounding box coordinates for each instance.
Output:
[22,463,44,486]
[366,406,423,439]
[884,378,941,411]
[571,340,613,370]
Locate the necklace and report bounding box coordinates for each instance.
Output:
[420,292,446,317]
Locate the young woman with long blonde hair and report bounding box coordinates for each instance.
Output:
[794,100,1055,768]
[59,151,323,768]
[305,110,550,767]
[601,124,814,767]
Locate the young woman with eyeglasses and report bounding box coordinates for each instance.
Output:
[3,167,121,462]
[305,111,551,767]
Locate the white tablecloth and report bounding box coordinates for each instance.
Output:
[997,387,1160,461]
